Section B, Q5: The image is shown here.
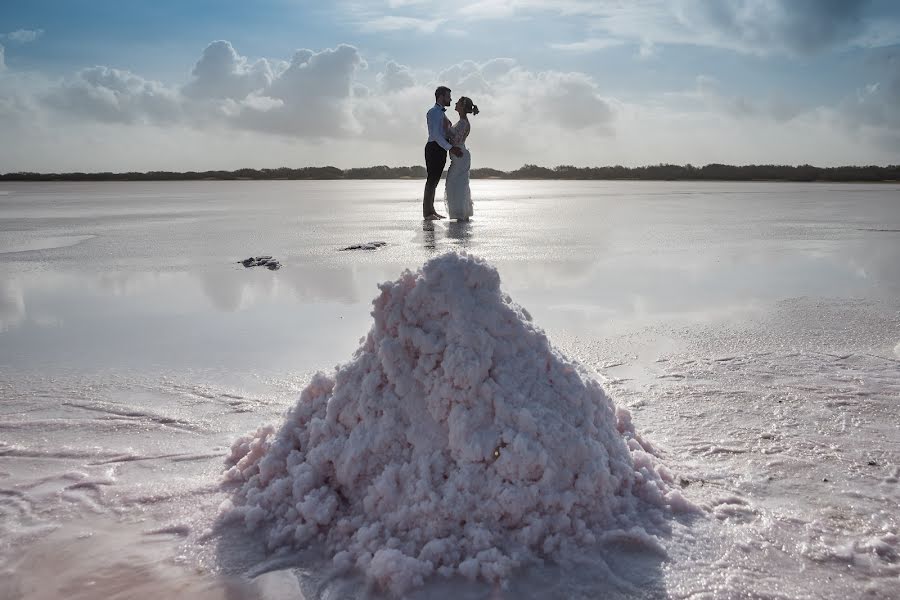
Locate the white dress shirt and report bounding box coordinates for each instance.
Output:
[426,103,452,151]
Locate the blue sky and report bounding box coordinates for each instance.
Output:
[1,0,899,171]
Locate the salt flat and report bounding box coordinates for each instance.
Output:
[1,180,898,599]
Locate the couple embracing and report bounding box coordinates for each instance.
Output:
[422,86,479,221]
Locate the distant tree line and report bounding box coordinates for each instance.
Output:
[1,163,898,182]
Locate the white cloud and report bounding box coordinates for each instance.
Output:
[549,37,624,52]
[0,69,46,144]
[501,68,614,131]
[183,41,273,101]
[0,45,5,72]
[352,57,617,170]
[438,60,494,95]
[377,60,415,91]
[479,58,517,79]
[435,59,614,131]
[361,16,444,34]
[2,36,898,172]
[2,29,44,43]
[239,44,366,137]
[36,43,367,138]
[42,66,182,125]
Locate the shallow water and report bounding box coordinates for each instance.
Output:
[1,180,899,599]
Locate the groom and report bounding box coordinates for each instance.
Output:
[423,86,463,220]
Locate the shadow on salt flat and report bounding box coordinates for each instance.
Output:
[212,492,681,590]
[211,520,673,600]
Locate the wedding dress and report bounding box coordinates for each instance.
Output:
[444,119,473,220]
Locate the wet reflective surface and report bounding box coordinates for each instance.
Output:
[3,180,898,375]
[1,180,899,599]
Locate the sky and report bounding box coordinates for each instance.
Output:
[1,0,899,172]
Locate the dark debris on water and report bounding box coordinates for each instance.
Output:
[340,241,387,251]
[239,256,281,270]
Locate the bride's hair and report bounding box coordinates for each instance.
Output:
[461,97,479,116]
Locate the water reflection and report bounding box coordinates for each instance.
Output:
[420,220,475,252]
[0,279,25,331]
[0,267,391,372]
[446,220,473,248]
[3,178,900,373]
[421,220,436,251]
[199,269,277,312]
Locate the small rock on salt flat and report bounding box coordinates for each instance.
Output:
[340,241,387,251]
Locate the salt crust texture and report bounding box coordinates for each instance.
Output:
[222,253,690,594]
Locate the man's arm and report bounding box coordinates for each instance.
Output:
[427,109,453,151]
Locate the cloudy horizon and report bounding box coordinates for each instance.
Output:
[1,0,899,172]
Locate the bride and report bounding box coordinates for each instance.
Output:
[444,96,478,221]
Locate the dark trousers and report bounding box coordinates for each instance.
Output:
[423,141,447,217]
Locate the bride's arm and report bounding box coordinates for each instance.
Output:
[447,122,461,145]
[445,123,463,156]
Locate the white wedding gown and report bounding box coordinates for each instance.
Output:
[444,119,473,221]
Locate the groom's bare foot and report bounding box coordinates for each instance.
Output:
[434,212,447,219]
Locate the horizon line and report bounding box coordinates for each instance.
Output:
[3,162,899,179]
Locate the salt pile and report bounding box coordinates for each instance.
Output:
[222,252,691,593]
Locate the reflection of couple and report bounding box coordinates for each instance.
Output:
[423,86,479,222]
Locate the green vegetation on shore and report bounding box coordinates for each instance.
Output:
[2,163,898,182]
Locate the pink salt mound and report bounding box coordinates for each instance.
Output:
[222,252,691,594]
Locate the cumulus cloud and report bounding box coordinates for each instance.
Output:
[433,58,522,96]
[437,60,494,95]
[237,44,366,136]
[0,65,45,141]
[36,42,367,138]
[377,60,415,92]
[434,59,613,131]
[510,69,614,130]
[2,29,44,43]
[479,58,517,80]
[348,54,618,171]
[21,41,617,168]
[6,34,898,171]
[183,41,273,101]
[42,66,182,124]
